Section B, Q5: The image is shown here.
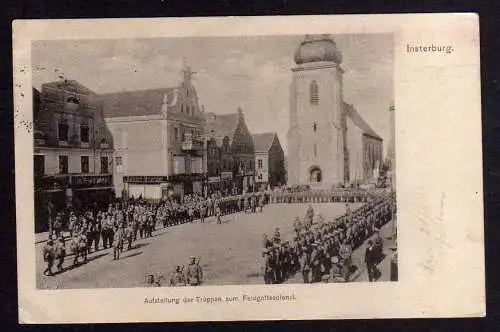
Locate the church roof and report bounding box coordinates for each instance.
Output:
[101,88,176,118]
[252,132,277,153]
[204,112,240,145]
[343,102,382,140]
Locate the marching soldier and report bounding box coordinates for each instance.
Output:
[42,239,55,276]
[113,225,124,260]
[55,237,66,272]
[298,246,310,283]
[199,202,207,223]
[186,256,203,286]
[262,249,273,284]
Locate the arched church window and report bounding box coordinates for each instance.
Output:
[186,104,191,116]
[314,142,317,157]
[309,166,322,183]
[313,122,317,133]
[310,80,319,105]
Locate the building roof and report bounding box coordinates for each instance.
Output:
[204,112,240,145]
[343,102,382,140]
[252,132,277,153]
[101,88,176,118]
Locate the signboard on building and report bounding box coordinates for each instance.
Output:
[221,172,233,180]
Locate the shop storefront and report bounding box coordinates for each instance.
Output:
[34,174,114,233]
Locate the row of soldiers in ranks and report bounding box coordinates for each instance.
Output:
[151,192,269,228]
[261,192,395,284]
[268,189,373,205]
[41,191,269,276]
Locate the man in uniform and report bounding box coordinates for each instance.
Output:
[186,256,203,286]
[113,225,124,260]
[199,202,207,223]
[54,237,66,272]
[365,240,377,282]
[262,249,273,284]
[42,239,55,276]
[298,246,310,283]
[169,266,187,286]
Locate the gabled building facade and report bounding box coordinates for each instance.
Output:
[204,108,255,195]
[33,80,115,232]
[103,67,205,200]
[252,132,286,190]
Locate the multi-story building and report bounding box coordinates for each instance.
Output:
[204,108,255,195]
[252,132,286,190]
[103,67,205,200]
[33,80,115,232]
[287,34,383,188]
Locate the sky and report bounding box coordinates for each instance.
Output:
[32,34,394,155]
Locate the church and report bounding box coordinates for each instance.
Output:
[287,35,384,189]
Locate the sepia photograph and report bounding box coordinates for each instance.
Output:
[32,34,396,289]
[14,15,483,322]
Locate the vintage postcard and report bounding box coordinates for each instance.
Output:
[13,14,484,323]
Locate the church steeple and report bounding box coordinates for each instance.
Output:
[182,58,196,84]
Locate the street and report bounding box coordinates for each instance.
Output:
[36,202,372,289]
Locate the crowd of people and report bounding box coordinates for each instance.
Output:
[42,191,269,276]
[261,192,395,284]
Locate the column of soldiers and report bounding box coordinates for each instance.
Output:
[269,188,375,204]
[261,192,395,284]
[42,192,269,276]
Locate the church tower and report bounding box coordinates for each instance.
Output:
[287,34,346,188]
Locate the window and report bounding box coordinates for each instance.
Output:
[258,159,263,169]
[174,128,179,142]
[34,155,45,176]
[81,156,90,173]
[314,143,317,157]
[258,174,263,180]
[59,155,68,174]
[58,121,69,141]
[186,104,191,116]
[313,122,317,133]
[310,80,319,105]
[101,156,109,174]
[80,125,89,143]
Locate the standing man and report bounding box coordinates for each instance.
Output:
[113,225,124,260]
[186,256,203,286]
[55,237,66,272]
[299,246,310,283]
[364,240,377,282]
[42,239,55,276]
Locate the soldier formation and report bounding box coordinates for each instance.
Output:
[41,191,269,276]
[261,192,395,284]
[41,187,394,284]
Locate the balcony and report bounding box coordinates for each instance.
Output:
[181,133,203,151]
